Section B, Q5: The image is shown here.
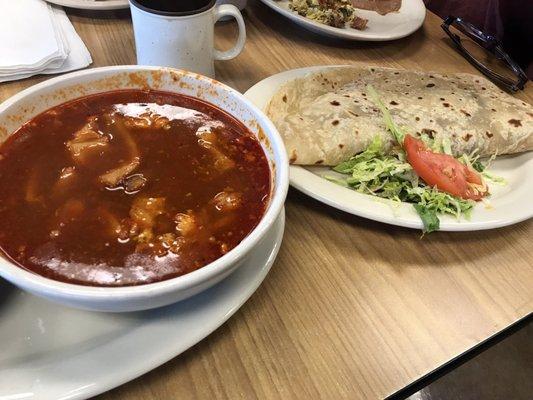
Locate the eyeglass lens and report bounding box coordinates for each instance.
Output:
[448,21,519,83]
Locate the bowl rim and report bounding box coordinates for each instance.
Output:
[0,65,289,299]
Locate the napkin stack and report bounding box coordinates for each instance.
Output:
[0,0,92,82]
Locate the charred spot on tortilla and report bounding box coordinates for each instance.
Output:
[330,100,340,106]
[426,83,435,88]
[390,101,399,106]
[415,116,420,121]
[443,102,450,108]
[338,144,344,149]
[508,119,522,127]
[282,95,287,103]
[440,98,445,101]
[491,108,497,112]
[482,87,486,90]
[463,133,473,141]
[422,128,436,139]
[289,150,297,164]
[418,96,423,100]
[460,110,471,117]
[332,120,340,126]
[315,160,324,165]
[486,131,493,138]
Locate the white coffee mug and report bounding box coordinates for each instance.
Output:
[216,0,247,11]
[129,0,246,77]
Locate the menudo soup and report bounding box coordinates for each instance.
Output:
[0,90,270,286]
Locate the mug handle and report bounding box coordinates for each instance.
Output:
[213,4,246,61]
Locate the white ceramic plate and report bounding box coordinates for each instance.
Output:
[258,0,425,41]
[244,66,533,231]
[0,210,284,400]
[46,0,129,10]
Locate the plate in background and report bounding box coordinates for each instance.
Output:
[46,0,129,10]
[258,0,426,41]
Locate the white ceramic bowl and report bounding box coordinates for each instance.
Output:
[0,66,288,312]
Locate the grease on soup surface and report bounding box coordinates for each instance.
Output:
[0,90,270,286]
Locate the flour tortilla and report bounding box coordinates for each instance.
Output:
[266,66,533,165]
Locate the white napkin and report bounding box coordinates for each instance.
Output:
[0,0,92,82]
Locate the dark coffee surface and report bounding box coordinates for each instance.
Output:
[133,0,215,14]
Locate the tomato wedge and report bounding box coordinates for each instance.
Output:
[404,134,487,201]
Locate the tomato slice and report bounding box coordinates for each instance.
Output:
[404,134,487,201]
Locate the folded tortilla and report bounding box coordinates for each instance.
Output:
[266,66,533,165]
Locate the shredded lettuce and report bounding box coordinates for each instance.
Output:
[413,204,440,234]
[481,170,507,185]
[329,86,507,233]
[367,85,406,145]
[329,137,475,233]
[459,151,507,185]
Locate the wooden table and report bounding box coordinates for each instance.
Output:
[1,2,532,399]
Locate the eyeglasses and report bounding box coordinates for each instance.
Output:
[441,16,528,92]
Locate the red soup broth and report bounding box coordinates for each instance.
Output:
[0,90,271,286]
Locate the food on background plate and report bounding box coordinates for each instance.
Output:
[351,0,401,15]
[0,90,271,286]
[266,66,532,232]
[288,0,369,30]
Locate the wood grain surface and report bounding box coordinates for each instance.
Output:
[1,2,532,399]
